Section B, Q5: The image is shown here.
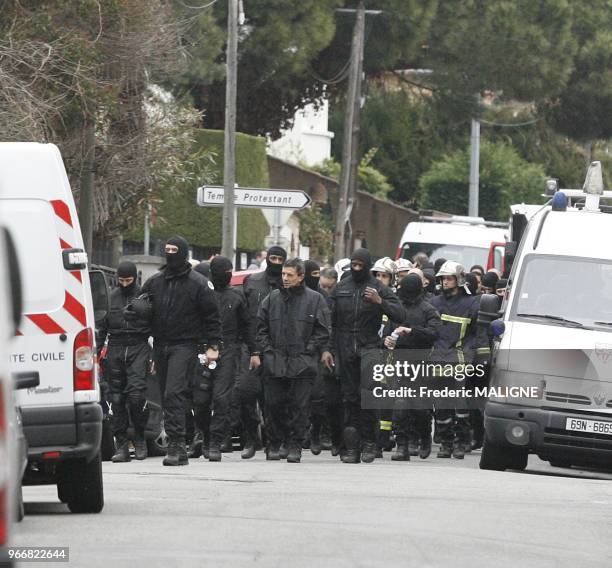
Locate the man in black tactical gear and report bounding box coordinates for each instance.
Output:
[142,236,222,466]
[191,256,257,461]
[257,258,333,463]
[239,245,287,458]
[106,260,151,462]
[384,274,441,461]
[304,260,321,291]
[330,248,406,464]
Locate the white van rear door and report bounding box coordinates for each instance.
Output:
[2,198,85,408]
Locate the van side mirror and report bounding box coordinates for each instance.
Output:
[478,293,502,326]
[13,371,40,390]
[3,227,23,334]
[88,270,110,325]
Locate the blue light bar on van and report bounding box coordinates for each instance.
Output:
[551,191,568,212]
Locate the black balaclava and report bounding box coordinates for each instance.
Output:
[434,258,447,274]
[422,267,436,294]
[304,260,320,291]
[117,260,137,295]
[466,272,479,296]
[266,245,287,278]
[165,236,189,274]
[350,248,372,284]
[193,261,210,278]
[210,256,233,289]
[398,274,423,303]
[481,271,499,290]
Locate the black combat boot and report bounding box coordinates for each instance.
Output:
[408,437,419,457]
[419,436,432,460]
[310,431,322,456]
[361,442,377,463]
[437,442,452,458]
[341,427,360,464]
[188,431,203,459]
[287,445,302,463]
[241,435,256,459]
[111,441,131,463]
[452,441,465,460]
[266,446,281,460]
[178,441,189,465]
[392,444,410,461]
[163,442,180,466]
[279,443,289,459]
[208,445,222,462]
[134,438,147,461]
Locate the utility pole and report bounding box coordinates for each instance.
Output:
[221,0,239,262]
[468,96,481,217]
[334,2,365,261]
[333,4,381,261]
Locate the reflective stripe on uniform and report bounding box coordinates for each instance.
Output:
[436,417,453,425]
[380,420,393,431]
[476,347,491,354]
[440,314,471,348]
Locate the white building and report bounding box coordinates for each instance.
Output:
[267,100,334,167]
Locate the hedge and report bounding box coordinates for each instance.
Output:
[125,129,269,249]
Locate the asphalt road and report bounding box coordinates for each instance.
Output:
[13,449,612,568]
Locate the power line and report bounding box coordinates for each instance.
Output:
[480,117,540,127]
[175,0,218,10]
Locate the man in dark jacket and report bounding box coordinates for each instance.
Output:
[191,256,258,461]
[106,260,151,462]
[238,245,287,458]
[256,258,333,463]
[330,248,406,464]
[142,236,222,466]
[384,274,441,461]
[431,261,490,459]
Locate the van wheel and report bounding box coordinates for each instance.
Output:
[57,482,70,503]
[506,447,528,471]
[479,435,508,471]
[64,453,104,514]
[100,417,115,462]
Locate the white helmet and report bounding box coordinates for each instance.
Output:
[334,258,351,276]
[436,260,468,288]
[370,257,397,275]
[395,258,413,273]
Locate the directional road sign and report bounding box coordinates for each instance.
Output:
[197,185,312,210]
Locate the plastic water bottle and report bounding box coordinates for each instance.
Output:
[388,331,400,350]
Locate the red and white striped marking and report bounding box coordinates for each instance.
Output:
[16,199,87,335]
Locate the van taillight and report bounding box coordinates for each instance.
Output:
[73,328,94,391]
[395,247,402,260]
[0,382,7,546]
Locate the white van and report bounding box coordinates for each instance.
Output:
[481,162,612,471]
[0,143,104,513]
[396,215,507,271]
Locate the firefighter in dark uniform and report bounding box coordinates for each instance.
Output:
[430,261,490,459]
[256,258,333,462]
[383,274,441,460]
[106,260,151,462]
[330,248,406,464]
[142,236,222,466]
[238,245,287,458]
[191,256,257,461]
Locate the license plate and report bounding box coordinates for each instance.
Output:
[565,417,612,436]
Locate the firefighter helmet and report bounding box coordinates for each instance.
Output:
[435,260,467,288]
[395,258,413,273]
[370,257,397,275]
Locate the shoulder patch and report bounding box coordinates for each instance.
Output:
[208,280,215,290]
